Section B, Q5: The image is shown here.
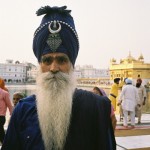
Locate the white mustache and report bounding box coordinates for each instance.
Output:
[42,71,71,83]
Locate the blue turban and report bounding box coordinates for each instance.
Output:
[33,6,79,66]
[125,79,132,84]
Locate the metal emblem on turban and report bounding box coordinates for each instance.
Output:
[47,21,62,52]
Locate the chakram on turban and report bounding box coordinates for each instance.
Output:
[33,6,79,66]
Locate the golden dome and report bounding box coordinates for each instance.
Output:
[138,53,144,60]
[112,58,116,62]
[126,51,135,61]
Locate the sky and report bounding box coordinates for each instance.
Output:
[0,0,150,69]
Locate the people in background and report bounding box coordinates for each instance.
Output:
[0,78,8,92]
[0,78,13,144]
[92,87,117,131]
[92,86,107,96]
[136,79,146,124]
[117,79,140,129]
[2,6,116,150]
[118,77,128,121]
[109,78,120,111]
[12,92,25,107]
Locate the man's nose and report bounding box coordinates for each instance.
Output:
[49,61,60,73]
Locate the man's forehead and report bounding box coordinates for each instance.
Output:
[42,52,69,58]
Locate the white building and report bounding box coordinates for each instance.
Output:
[27,66,38,82]
[74,65,109,78]
[0,59,27,83]
[74,65,110,85]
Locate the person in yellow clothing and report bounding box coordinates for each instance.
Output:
[109,78,120,111]
[118,77,125,90]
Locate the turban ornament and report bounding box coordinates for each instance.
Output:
[47,21,62,52]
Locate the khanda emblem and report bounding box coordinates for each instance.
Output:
[47,20,62,52]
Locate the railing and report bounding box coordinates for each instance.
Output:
[77,83,111,89]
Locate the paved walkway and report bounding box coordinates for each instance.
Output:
[115,113,150,150]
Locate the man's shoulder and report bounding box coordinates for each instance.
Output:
[125,84,134,88]
[140,85,146,89]
[74,88,92,96]
[11,95,37,126]
[111,83,118,89]
[74,88,96,100]
[16,94,36,111]
[74,88,110,104]
[19,94,36,103]
[73,89,111,118]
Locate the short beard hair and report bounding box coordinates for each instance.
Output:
[136,83,141,88]
[36,66,76,150]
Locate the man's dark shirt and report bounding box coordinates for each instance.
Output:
[1,89,116,150]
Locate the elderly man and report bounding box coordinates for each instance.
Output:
[136,79,146,124]
[2,6,116,150]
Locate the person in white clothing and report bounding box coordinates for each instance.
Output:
[117,79,140,129]
[136,78,146,124]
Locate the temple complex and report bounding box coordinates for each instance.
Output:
[109,52,150,86]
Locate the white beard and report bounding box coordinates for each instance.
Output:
[36,68,76,150]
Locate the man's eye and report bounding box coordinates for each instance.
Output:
[41,57,53,65]
[57,57,69,64]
